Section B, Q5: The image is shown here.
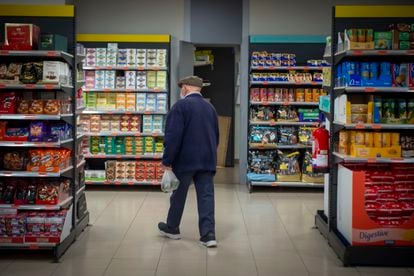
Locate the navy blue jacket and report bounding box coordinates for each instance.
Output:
[162,93,219,173]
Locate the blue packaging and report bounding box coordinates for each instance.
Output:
[373,96,382,123]
[336,64,342,87]
[344,62,361,87]
[379,62,392,87]
[361,62,371,86]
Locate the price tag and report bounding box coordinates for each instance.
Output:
[406,50,414,55]
[262,101,269,106]
[0,50,9,55]
[263,81,269,85]
[153,88,161,92]
[2,171,13,176]
[152,66,160,71]
[355,124,365,129]
[269,121,277,126]
[283,101,290,106]
[391,158,404,162]
[116,155,121,159]
[271,182,278,187]
[44,84,55,90]
[152,181,159,186]
[367,158,377,163]
[107,66,113,70]
[47,51,57,57]
[126,89,134,92]
[114,181,121,185]
[371,124,382,130]
[13,141,24,145]
[287,66,293,70]
[377,50,388,55]
[121,67,129,70]
[25,84,35,89]
[304,66,310,70]
[364,87,375,92]
[352,50,364,56]
[28,244,40,250]
[134,133,141,137]
[138,66,145,70]
[144,111,151,115]
[103,89,111,92]
[127,181,135,185]
[0,83,6,88]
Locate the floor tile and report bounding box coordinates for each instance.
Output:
[207,258,257,276]
[1,261,59,276]
[104,259,155,276]
[52,259,109,276]
[357,267,412,276]
[156,258,206,276]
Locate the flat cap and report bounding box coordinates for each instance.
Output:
[178,75,203,88]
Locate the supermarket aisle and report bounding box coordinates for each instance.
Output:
[0,184,413,276]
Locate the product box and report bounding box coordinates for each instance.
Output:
[341,30,374,51]
[125,71,136,90]
[136,49,147,67]
[94,70,105,89]
[366,62,392,87]
[127,49,136,67]
[374,32,392,50]
[117,49,127,66]
[156,94,167,113]
[152,115,164,133]
[116,77,126,89]
[337,164,414,246]
[392,63,409,87]
[96,48,107,67]
[4,23,40,50]
[85,48,96,67]
[39,34,67,52]
[350,144,402,158]
[142,115,153,133]
[96,93,108,110]
[145,94,157,112]
[126,94,136,111]
[156,49,167,68]
[85,71,95,89]
[156,71,167,90]
[147,71,157,89]
[42,61,67,84]
[334,94,350,123]
[106,49,117,67]
[342,62,361,87]
[136,72,147,89]
[409,64,414,88]
[86,93,97,109]
[104,70,116,89]
[116,93,126,111]
[136,93,146,112]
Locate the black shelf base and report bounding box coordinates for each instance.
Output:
[75,212,90,238]
[315,211,414,267]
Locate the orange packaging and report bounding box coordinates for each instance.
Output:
[304,89,312,102]
[391,133,400,146]
[382,133,391,148]
[296,89,305,102]
[364,132,373,147]
[312,89,320,102]
[373,132,383,148]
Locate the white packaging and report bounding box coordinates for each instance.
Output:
[125,71,136,89]
[142,115,153,133]
[95,70,105,89]
[145,94,157,112]
[136,71,147,89]
[136,49,146,67]
[96,48,107,66]
[85,71,95,89]
[108,43,118,50]
[156,49,167,68]
[146,49,157,67]
[136,93,146,112]
[106,48,117,67]
[127,49,136,67]
[42,61,67,84]
[152,115,164,132]
[117,49,128,66]
[85,48,96,67]
[156,94,167,113]
[334,94,348,123]
[104,70,116,89]
[116,76,126,89]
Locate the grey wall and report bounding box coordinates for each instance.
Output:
[249,0,414,35]
[0,0,66,4]
[189,0,242,45]
[74,0,185,103]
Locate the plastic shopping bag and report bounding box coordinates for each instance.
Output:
[161,170,180,193]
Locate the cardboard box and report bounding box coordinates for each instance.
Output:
[116,93,126,111]
[409,63,414,88]
[156,71,167,89]
[85,48,96,67]
[136,72,147,89]
[117,49,127,66]
[374,32,392,50]
[126,94,136,111]
[94,70,105,89]
[106,48,117,67]
[342,31,374,51]
[125,71,136,89]
[42,61,67,84]
[116,77,126,89]
[104,70,115,89]
[136,49,146,67]
[4,23,40,50]
[136,93,146,112]
[127,49,136,67]
[156,49,167,68]
[145,94,156,112]
[350,144,402,158]
[96,48,107,66]
[85,71,95,89]
[39,34,67,52]
[392,63,409,87]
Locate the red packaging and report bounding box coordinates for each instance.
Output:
[26,212,46,235]
[267,88,275,102]
[250,88,260,102]
[44,211,66,235]
[365,186,378,200]
[409,63,414,88]
[259,88,267,102]
[4,23,40,50]
[377,192,397,202]
[0,93,17,114]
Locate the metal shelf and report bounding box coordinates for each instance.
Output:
[0,114,73,121]
[77,159,86,169]
[250,101,319,106]
[0,50,73,64]
[85,180,160,186]
[249,144,311,150]
[0,83,73,92]
[84,153,162,160]
[250,81,323,86]
[251,66,326,71]
[334,86,412,95]
[249,120,319,126]
[333,121,414,130]
[76,185,86,198]
[83,66,168,71]
[82,131,164,137]
[0,138,73,148]
[333,152,414,163]
[82,88,168,93]
[250,181,323,188]
[334,49,414,65]
[82,110,167,115]
[0,196,73,211]
[0,166,73,177]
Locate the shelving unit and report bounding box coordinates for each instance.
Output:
[0,4,88,259]
[315,5,414,266]
[77,34,170,187]
[246,35,328,192]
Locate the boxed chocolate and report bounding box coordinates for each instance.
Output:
[392,63,409,87]
[156,71,167,90]
[145,94,156,112]
[39,34,67,52]
[4,23,40,50]
[152,115,164,133]
[136,71,147,89]
[136,93,146,112]
[156,94,167,113]
[136,49,147,67]
[85,71,95,89]
[117,49,128,66]
[116,76,126,89]
[96,48,107,66]
[142,115,153,133]
[125,71,136,89]
[104,70,115,89]
[42,61,68,84]
[85,48,97,67]
[94,70,105,89]
[127,49,136,67]
[147,71,157,89]
[156,49,167,68]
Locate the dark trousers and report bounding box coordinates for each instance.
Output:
[166,170,215,238]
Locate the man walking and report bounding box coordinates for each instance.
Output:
[158,76,219,248]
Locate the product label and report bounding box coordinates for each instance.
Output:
[353,228,414,245]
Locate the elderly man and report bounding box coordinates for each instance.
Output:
[158,76,219,247]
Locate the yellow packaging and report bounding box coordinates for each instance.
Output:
[355,131,365,145]
[126,94,136,111]
[296,89,305,102]
[116,93,126,110]
[107,93,117,110]
[320,88,327,96]
[304,89,312,102]
[339,131,348,144]
[382,133,391,147]
[364,132,374,147]
[367,101,373,123]
[97,93,108,109]
[346,101,352,124]
[349,131,356,145]
[350,144,402,158]
[391,133,400,146]
[374,132,383,148]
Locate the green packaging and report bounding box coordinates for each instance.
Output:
[374,32,392,40]
[408,99,414,124]
[399,32,410,41]
[400,41,410,50]
[373,96,382,123]
[381,99,396,123]
[396,99,408,123]
[39,34,68,52]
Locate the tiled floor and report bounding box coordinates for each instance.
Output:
[0,170,413,276]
